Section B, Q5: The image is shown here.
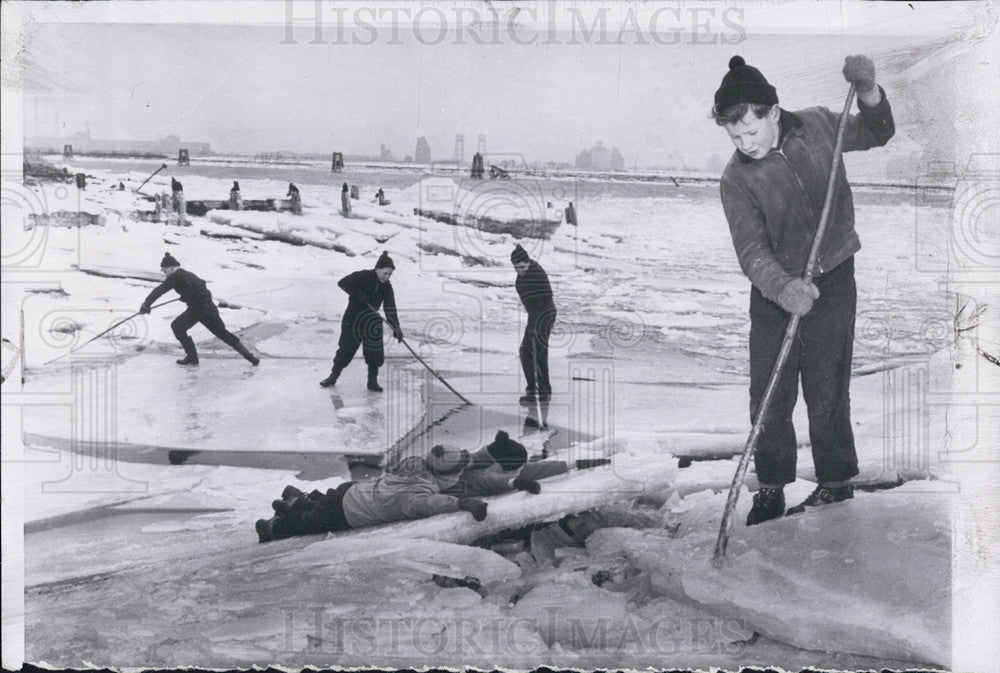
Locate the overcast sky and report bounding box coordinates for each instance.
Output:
[10,1,986,167]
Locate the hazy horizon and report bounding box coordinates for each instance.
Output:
[8,2,986,170]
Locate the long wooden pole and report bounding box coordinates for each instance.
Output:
[366,303,473,406]
[43,298,181,365]
[134,163,168,195]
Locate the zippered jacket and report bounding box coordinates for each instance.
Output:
[720,88,894,301]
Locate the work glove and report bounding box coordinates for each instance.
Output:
[512,477,541,494]
[139,303,151,315]
[457,498,488,522]
[392,325,404,342]
[843,55,876,94]
[776,279,820,316]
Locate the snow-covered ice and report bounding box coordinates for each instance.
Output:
[4,153,989,671]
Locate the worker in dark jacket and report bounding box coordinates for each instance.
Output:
[511,244,556,404]
[712,55,894,525]
[320,251,403,391]
[140,253,259,366]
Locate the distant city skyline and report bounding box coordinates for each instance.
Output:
[7,2,987,174]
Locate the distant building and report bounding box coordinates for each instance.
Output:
[575,141,624,171]
[25,130,212,156]
[414,137,431,164]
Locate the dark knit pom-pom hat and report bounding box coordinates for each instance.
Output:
[160,252,181,269]
[486,431,528,472]
[510,244,529,265]
[714,55,778,112]
[375,251,395,269]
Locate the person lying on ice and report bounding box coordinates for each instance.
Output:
[712,55,894,525]
[255,444,489,543]
[320,251,403,391]
[139,253,260,367]
[441,430,613,497]
[511,244,556,405]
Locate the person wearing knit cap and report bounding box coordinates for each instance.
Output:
[442,429,613,498]
[511,244,557,405]
[320,251,404,391]
[711,55,895,526]
[139,253,260,367]
[255,444,488,543]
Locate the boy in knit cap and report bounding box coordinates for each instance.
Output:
[140,253,260,367]
[442,430,612,498]
[255,444,489,542]
[511,244,557,404]
[321,251,404,391]
[712,55,894,525]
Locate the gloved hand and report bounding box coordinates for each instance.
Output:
[139,304,151,315]
[776,279,820,316]
[392,325,404,342]
[843,55,876,94]
[457,498,488,522]
[512,477,541,494]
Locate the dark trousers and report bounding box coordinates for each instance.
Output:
[749,257,859,486]
[171,302,242,350]
[271,482,355,539]
[332,312,384,370]
[520,309,556,393]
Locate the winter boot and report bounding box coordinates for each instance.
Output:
[255,517,275,543]
[746,486,785,526]
[233,341,260,366]
[367,365,383,392]
[176,336,199,366]
[272,499,291,515]
[786,483,854,516]
[320,365,343,388]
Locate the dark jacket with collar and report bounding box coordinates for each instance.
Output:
[720,87,894,301]
[338,269,400,330]
[515,260,555,316]
[143,268,212,308]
